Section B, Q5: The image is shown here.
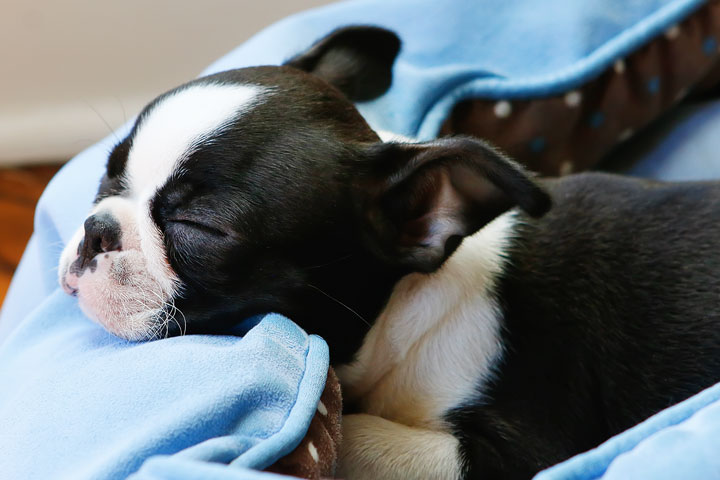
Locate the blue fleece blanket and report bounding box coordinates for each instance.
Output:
[0,126,329,480]
[201,0,707,140]
[1,0,719,479]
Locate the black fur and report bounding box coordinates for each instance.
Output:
[88,26,720,479]
[449,174,720,478]
[357,138,550,272]
[99,65,405,364]
[285,26,401,102]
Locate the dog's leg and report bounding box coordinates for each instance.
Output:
[338,413,463,480]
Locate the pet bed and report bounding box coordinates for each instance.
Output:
[2,0,720,479]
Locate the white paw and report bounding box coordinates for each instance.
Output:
[338,413,462,480]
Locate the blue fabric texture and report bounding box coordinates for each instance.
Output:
[623,99,720,181]
[0,130,330,478]
[536,382,720,480]
[198,0,706,139]
[1,0,720,478]
[0,298,328,479]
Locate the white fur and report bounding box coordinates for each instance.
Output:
[376,129,415,143]
[125,83,262,200]
[58,83,265,339]
[337,212,515,429]
[125,83,264,297]
[336,212,515,478]
[338,414,462,480]
[59,196,178,339]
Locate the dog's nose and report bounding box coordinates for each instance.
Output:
[80,213,122,260]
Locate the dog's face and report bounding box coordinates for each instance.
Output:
[58,27,549,357]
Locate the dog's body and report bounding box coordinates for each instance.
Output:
[337,173,720,479]
[58,27,720,479]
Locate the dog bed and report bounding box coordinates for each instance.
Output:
[2,1,720,479]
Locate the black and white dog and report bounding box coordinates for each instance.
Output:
[59,27,720,479]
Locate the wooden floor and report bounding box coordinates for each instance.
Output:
[0,165,61,306]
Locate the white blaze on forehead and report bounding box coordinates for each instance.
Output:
[58,83,265,340]
[126,83,263,199]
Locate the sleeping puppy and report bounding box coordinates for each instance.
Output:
[58,27,720,479]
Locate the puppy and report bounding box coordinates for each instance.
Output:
[58,27,720,479]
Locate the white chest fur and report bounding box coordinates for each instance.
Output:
[336,212,516,430]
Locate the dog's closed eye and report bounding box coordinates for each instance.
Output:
[166,218,227,237]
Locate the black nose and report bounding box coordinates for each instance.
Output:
[79,213,122,261]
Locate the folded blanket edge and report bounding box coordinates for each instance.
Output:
[417,0,707,139]
[228,333,330,470]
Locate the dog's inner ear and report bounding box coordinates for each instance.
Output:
[285,26,401,102]
[356,137,551,272]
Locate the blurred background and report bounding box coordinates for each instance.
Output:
[0,0,333,166]
[0,0,332,303]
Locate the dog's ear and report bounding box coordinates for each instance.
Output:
[285,26,400,102]
[355,136,551,272]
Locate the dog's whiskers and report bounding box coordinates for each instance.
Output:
[306,283,372,329]
[83,99,121,145]
[301,253,355,271]
[145,287,187,338]
[163,297,187,337]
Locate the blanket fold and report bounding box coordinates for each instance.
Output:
[0,294,329,479]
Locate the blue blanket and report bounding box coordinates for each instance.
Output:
[0,125,329,480]
[0,298,327,479]
[1,0,718,478]
[201,0,706,140]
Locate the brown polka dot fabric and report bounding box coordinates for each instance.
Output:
[439,0,720,176]
[265,367,342,479]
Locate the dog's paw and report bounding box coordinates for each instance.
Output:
[338,413,462,480]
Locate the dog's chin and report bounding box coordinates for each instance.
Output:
[79,302,161,341]
[60,247,181,341]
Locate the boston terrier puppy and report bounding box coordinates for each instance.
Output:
[58,27,720,479]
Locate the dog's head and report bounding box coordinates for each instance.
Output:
[58,26,549,359]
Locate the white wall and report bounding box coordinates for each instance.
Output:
[0,0,333,165]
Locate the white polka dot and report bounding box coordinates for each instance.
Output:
[564,90,582,108]
[614,59,626,74]
[618,128,634,142]
[493,100,512,118]
[559,161,573,176]
[664,25,680,40]
[308,441,319,462]
[317,400,328,416]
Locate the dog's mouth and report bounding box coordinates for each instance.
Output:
[58,204,183,341]
[60,247,182,340]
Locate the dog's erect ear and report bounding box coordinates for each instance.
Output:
[355,137,551,272]
[285,26,400,102]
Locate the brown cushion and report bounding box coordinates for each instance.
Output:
[265,367,343,479]
[439,0,720,175]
